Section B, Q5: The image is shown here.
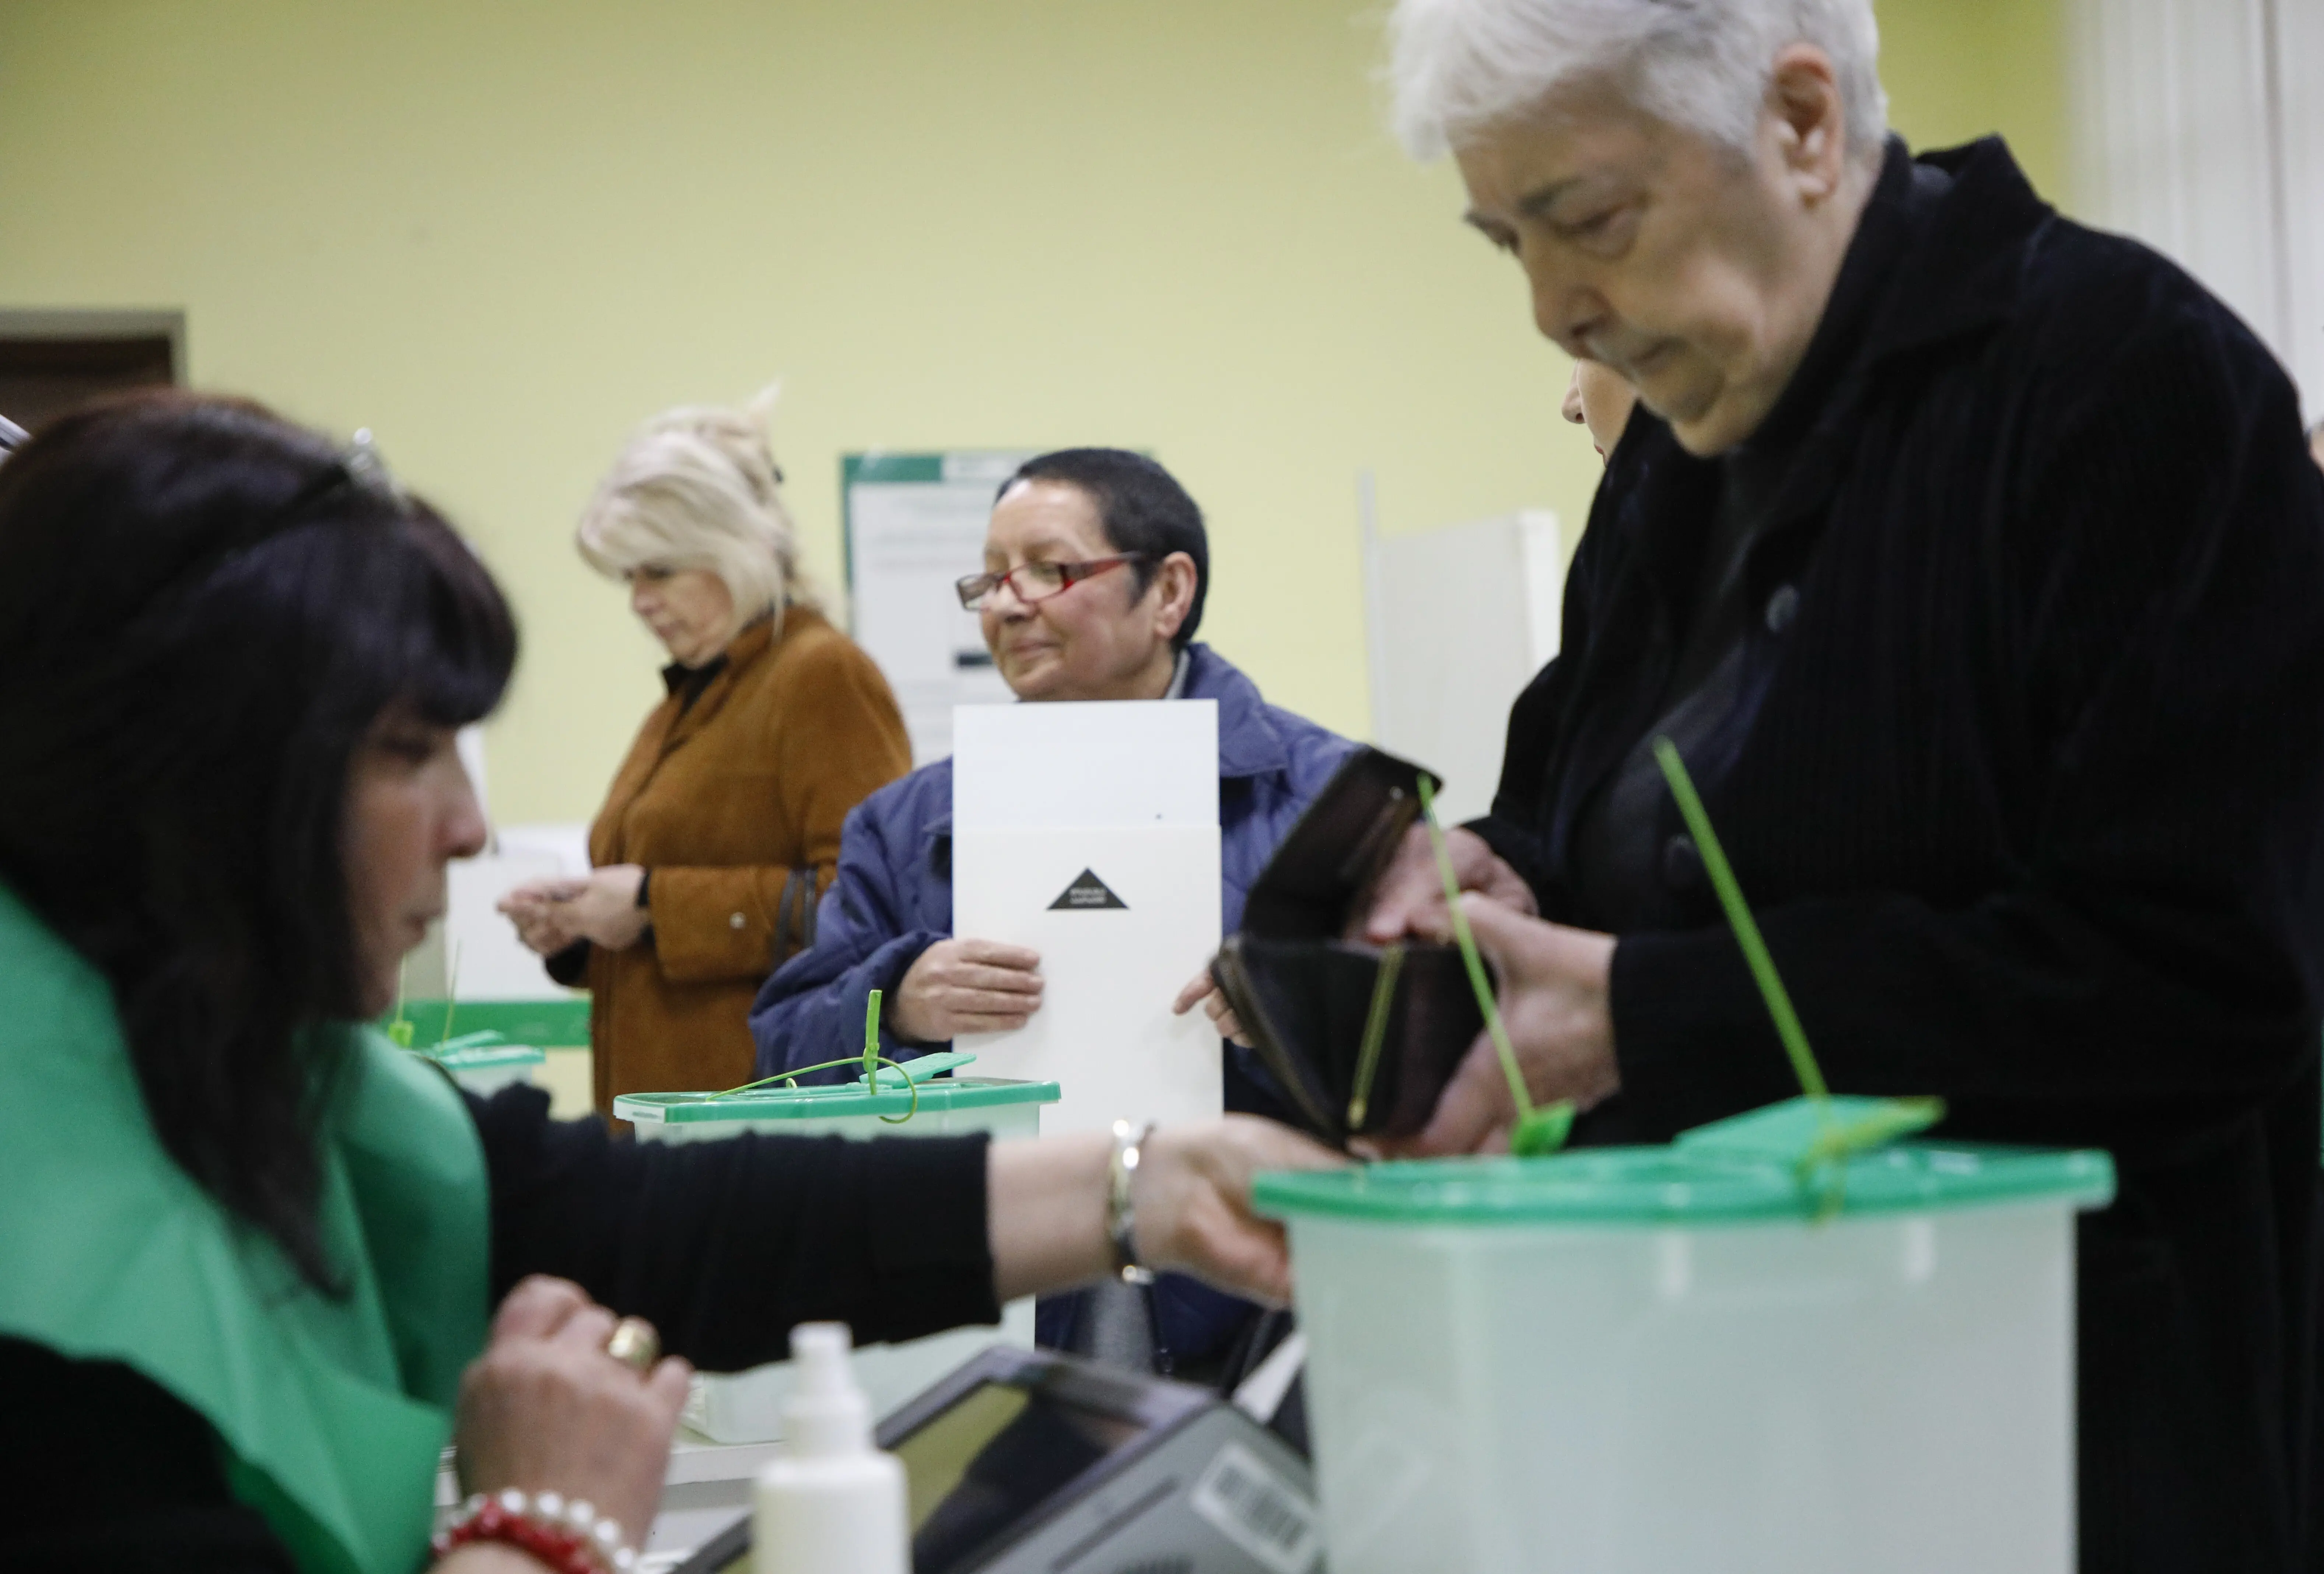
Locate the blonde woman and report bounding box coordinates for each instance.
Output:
[503,396,910,1112]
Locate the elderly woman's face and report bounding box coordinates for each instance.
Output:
[980,479,1186,703]
[1455,57,1859,456]
[626,564,735,669]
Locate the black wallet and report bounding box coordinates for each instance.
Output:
[1211,747,1485,1147]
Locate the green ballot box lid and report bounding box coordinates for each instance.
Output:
[418,1041,544,1069]
[407,1030,546,1072]
[385,1000,588,1049]
[1256,1100,2115,1228]
[614,1075,1061,1126]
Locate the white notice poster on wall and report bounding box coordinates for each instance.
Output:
[843,451,1027,765]
[952,701,1222,1135]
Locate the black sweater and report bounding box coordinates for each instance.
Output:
[1477,137,2324,1572]
[0,1085,997,1571]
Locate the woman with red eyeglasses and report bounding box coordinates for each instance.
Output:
[749,447,1354,1387]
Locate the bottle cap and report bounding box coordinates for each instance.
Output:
[781,1322,872,1457]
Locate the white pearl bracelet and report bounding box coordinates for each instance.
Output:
[433,1486,639,1573]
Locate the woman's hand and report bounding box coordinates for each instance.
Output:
[1169,968,1250,1047]
[498,880,582,957]
[1134,1118,1343,1304]
[454,1277,692,1551]
[1383,894,1618,1156]
[1361,823,1538,944]
[890,938,1044,1042]
[507,865,651,952]
[987,1118,1345,1307]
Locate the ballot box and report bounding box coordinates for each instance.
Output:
[1256,1123,2115,1574]
[615,1075,1059,1442]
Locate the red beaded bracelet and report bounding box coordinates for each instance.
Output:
[431,1489,638,1574]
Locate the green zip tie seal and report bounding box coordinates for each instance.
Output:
[706,987,923,1124]
[1650,737,1942,1211]
[1417,775,1574,1158]
[386,957,415,1048]
[1346,943,1405,1132]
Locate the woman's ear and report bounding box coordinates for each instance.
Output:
[1149,551,1199,642]
[1768,42,1849,203]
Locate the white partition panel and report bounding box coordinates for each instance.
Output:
[1363,506,1562,826]
[2069,0,2324,418]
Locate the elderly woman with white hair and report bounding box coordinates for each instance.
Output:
[503,399,910,1111]
[1361,0,2324,1566]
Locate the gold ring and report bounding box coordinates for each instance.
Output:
[605,1316,660,1374]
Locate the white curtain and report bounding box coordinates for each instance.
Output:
[2068,0,2324,420]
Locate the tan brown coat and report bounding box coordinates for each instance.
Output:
[584,606,909,1111]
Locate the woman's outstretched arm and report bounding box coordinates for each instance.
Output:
[477,1088,1341,1372]
[987,1118,1342,1306]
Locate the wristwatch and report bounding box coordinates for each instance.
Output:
[1106,1120,1156,1286]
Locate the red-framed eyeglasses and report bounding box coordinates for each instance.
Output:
[956,553,1149,611]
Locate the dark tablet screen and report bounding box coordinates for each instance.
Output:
[900,1379,1142,1570]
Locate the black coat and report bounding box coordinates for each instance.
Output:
[1477,139,2324,1572]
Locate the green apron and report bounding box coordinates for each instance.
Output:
[0,884,489,1574]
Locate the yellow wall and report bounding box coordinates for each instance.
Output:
[1880,0,2069,200]
[0,0,2067,825]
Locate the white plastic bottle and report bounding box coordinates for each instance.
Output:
[753,1322,910,1574]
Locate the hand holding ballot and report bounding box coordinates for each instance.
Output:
[892,937,1241,1054]
[1169,967,1249,1047]
[890,937,1046,1042]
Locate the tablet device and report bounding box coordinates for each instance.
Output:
[674,1345,1319,1574]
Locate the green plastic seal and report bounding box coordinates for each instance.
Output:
[614,1076,1061,1126]
[1254,1140,2115,1228]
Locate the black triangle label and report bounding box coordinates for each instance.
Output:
[1049,868,1127,911]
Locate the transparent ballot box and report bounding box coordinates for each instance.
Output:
[1256,1123,2115,1574]
[615,1070,1060,1443]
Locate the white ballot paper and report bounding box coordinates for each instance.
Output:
[952,700,1223,1135]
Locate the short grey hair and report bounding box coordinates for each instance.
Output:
[1387,0,1887,168]
[576,386,811,637]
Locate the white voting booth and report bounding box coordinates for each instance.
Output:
[951,700,1224,1135]
[1364,506,1564,824]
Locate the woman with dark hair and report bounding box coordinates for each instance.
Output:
[0,393,1334,1574]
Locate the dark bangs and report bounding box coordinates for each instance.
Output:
[266,494,519,741]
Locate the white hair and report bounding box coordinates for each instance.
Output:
[576,385,811,639]
[1387,0,1887,167]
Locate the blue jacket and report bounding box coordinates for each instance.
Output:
[748,643,1353,1367]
